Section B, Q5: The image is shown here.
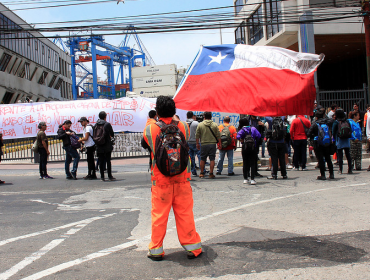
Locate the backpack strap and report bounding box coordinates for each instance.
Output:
[207,125,218,143]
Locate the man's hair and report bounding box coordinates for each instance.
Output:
[331,103,338,110]
[187,111,194,119]
[99,111,107,120]
[204,111,212,120]
[335,109,346,120]
[367,104,370,109]
[354,102,359,107]
[349,110,359,119]
[38,122,46,129]
[238,117,249,131]
[63,120,72,125]
[315,108,325,119]
[224,116,231,123]
[156,96,176,118]
[148,110,157,119]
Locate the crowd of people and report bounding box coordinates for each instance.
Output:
[35,110,116,181]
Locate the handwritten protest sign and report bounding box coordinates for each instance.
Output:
[0,97,187,140]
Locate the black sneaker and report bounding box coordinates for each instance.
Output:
[187,251,202,259]
[282,175,288,179]
[71,172,77,180]
[83,175,91,180]
[227,172,235,176]
[192,172,197,177]
[255,173,263,178]
[101,178,106,182]
[348,170,353,174]
[66,176,73,180]
[216,172,221,175]
[329,174,335,179]
[90,175,98,180]
[317,176,326,180]
[108,177,116,181]
[147,252,163,261]
[267,175,277,180]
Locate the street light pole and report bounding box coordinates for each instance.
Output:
[362,0,370,103]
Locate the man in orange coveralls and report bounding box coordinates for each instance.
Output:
[143,96,202,261]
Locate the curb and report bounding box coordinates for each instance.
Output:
[224,152,370,167]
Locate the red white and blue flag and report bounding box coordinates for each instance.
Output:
[173,44,324,116]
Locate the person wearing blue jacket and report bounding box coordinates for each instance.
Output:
[237,118,261,185]
[348,111,362,170]
[332,109,353,174]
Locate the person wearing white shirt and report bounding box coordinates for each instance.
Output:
[78,117,97,179]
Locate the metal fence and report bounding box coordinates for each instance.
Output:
[317,86,369,113]
[1,132,149,162]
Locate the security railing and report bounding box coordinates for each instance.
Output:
[1,132,149,162]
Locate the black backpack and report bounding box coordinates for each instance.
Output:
[271,117,286,141]
[337,120,352,139]
[243,128,255,153]
[154,120,189,176]
[93,123,106,145]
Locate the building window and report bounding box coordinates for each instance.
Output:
[42,45,45,55]
[48,75,57,87]
[8,57,18,73]
[54,78,63,90]
[18,62,30,79]
[265,0,282,39]
[35,39,38,50]
[30,67,38,81]
[235,0,244,15]
[13,59,22,75]
[0,53,12,72]
[38,71,48,85]
[247,6,264,45]
[2,92,14,104]
[235,22,246,44]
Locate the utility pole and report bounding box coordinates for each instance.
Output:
[362,0,370,103]
[219,24,223,45]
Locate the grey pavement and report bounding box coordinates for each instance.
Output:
[0,158,370,280]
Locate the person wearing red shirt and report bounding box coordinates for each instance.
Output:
[216,116,237,175]
[290,115,311,171]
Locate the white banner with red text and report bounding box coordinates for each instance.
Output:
[0,97,187,139]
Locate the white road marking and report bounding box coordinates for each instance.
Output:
[19,182,367,280]
[29,199,82,210]
[0,215,112,280]
[0,213,116,247]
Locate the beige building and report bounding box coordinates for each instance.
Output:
[234,0,366,93]
[0,3,72,104]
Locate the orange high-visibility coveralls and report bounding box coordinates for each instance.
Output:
[143,117,202,257]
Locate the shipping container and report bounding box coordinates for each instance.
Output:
[133,86,177,97]
[132,75,176,89]
[132,64,176,78]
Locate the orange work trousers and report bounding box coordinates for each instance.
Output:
[149,181,202,256]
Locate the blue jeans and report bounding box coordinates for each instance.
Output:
[217,149,234,174]
[64,145,80,176]
[188,143,201,174]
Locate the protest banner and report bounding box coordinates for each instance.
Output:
[0,97,187,140]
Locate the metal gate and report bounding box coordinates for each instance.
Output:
[317,86,369,113]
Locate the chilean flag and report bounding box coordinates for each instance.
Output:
[173,44,324,117]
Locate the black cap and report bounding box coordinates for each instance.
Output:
[78,117,88,122]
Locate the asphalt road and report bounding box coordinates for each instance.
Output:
[0,159,370,280]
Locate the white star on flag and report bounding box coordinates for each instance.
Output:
[208,52,227,65]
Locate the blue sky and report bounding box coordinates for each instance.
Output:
[8,0,235,78]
